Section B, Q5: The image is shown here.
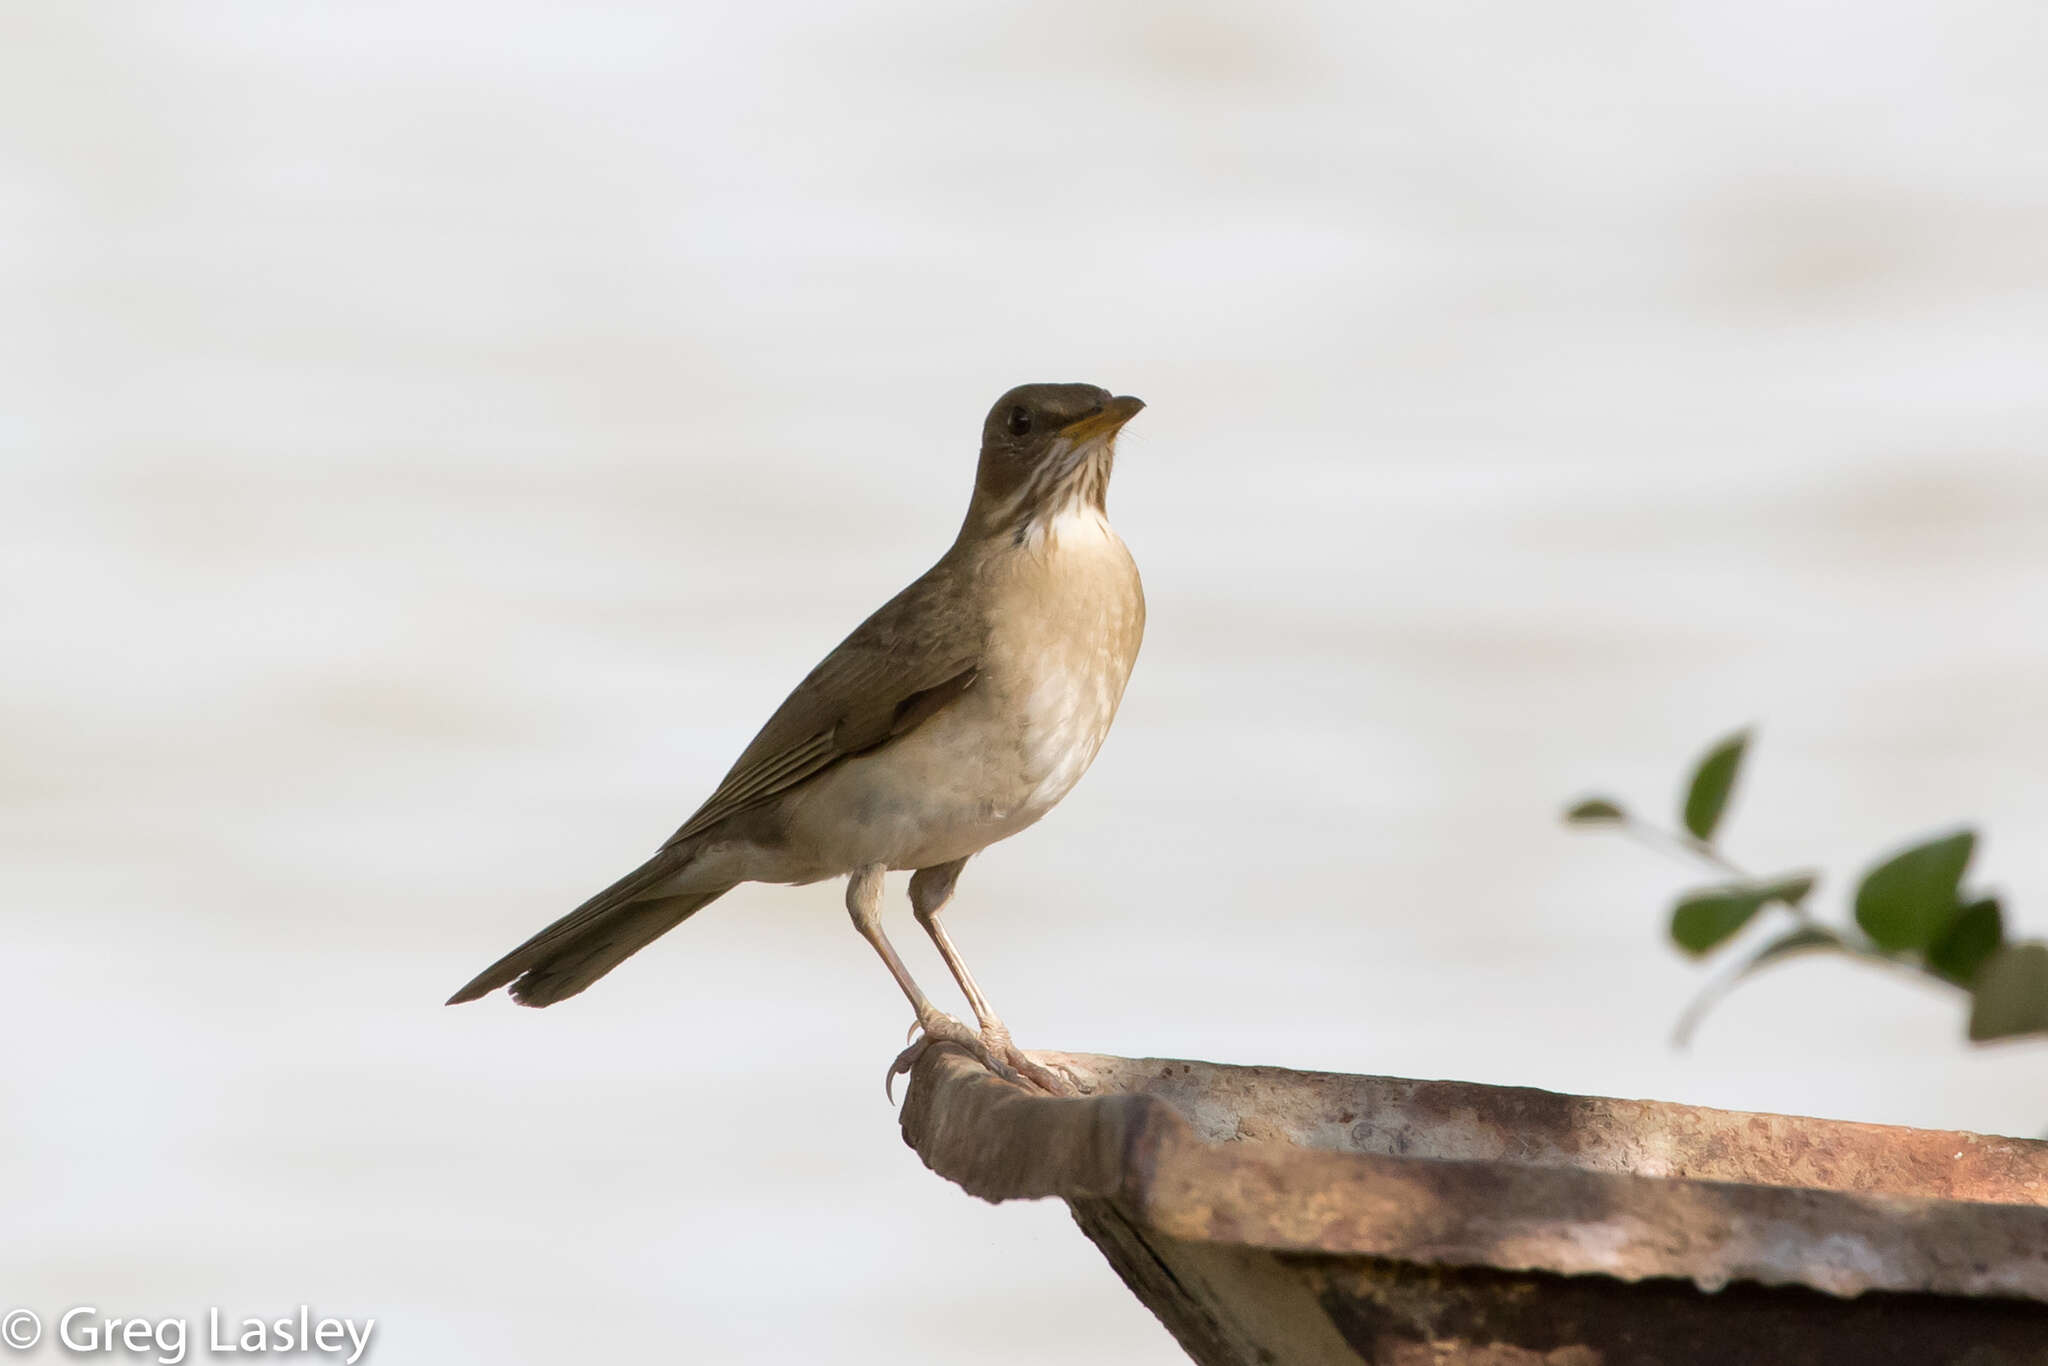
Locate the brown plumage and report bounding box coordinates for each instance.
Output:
[447,383,1147,1092]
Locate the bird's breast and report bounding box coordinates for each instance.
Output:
[980,510,1145,823]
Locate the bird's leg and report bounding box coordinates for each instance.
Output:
[908,859,1076,1096]
[845,863,1019,1096]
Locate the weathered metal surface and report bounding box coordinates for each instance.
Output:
[898,1049,2048,1364]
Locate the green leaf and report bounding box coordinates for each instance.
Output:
[1927,897,2004,987]
[1681,729,1750,843]
[1668,872,1818,956]
[1670,888,1767,955]
[1751,872,1817,907]
[1564,797,1626,824]
[1853,829,1976,952]
[1967,942,2048,1042]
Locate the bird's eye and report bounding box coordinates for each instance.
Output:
[1006,406,1032,437]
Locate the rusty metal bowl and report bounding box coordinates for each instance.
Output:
[899,1049,2048,1364]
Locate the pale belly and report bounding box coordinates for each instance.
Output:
[760,654,1126,878]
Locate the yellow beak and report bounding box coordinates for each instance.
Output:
[1057,395,1146,442]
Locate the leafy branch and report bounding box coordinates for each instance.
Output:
[1565,729,2048,1047]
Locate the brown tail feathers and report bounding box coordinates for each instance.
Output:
[447,852,731,1008]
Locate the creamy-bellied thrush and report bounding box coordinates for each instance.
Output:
[448,383,1146,1093]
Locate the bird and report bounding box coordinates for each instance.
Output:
[447,382,1147,1094]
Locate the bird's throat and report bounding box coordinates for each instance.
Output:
[964,439,1116,548]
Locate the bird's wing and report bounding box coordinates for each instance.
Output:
[660,563,981,849]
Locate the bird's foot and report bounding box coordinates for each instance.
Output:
[885,1014,1081,1100]
[887,1012,1017,1100]
[977,1021,1080,1097]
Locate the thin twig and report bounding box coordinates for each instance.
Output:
[1617,817,1750,880]
[1671,911,1966,1047]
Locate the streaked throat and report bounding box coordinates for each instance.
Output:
[981,437,1117,549]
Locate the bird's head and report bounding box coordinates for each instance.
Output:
[965,382,1145,542]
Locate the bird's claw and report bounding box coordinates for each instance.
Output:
[980,1023,1080,1096]
[1009,1051,1080,1096]
[887,1012,1005,1100]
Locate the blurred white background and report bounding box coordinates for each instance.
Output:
[6,3,2048,1362]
